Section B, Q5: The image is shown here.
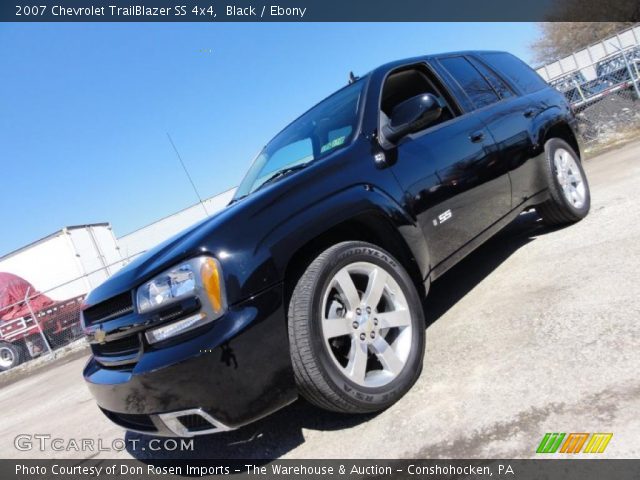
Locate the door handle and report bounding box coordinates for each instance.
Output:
[469,131,485,143]
[524,108,536,118]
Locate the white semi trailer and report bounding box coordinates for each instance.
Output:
[0,223,125,299]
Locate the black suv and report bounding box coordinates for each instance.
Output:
[82,51,590,437]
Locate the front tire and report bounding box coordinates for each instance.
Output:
[536,138,591,225]
[288,241,425,413]
[0,341,25,372]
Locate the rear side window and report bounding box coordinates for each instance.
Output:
[468,57,514,100]
[439,56,499,110]
[481,52,548,94]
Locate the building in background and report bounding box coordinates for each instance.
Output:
[0,188,236,298]
[0,224,124,300]
[536,25,640,82]
[535,25,640,148]
[116,187,236,260]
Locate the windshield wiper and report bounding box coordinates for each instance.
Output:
[228,194,248,205]
[254,163,309,192]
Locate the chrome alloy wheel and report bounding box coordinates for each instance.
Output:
[320,261,413,388]
[0,346,16,369]
[554,148,586,209]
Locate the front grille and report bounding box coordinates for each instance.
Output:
[92,334,141,357]
[83,292,134,325]
[100,408,157,432]
[92,334,141,367]
[177,414,214,432]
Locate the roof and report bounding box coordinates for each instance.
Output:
[369,50,506,76]
[0,223,111,261]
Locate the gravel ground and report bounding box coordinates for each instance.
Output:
[1,141,639,460]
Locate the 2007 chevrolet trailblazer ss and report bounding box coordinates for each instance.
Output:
[82,51,590,437]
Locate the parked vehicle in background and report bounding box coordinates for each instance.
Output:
[549,71,607,111]
[544,45,640,115]
[595,46,640,94]
[82,51,590,437]
[0,272,84,371]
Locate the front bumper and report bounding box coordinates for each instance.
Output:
[83,283,297,437]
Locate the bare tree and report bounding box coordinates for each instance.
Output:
[531,22,637,66]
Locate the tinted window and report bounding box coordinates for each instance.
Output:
[381,67,457,123]
[468,57,514,100]
[481,52,548,94]
[439,56,499,109]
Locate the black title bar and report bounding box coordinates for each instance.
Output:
[2,0,640,22]
[4,459,640,480]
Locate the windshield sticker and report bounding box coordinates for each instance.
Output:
[320,136,346,153]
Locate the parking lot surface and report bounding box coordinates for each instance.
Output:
[2,141,639,460]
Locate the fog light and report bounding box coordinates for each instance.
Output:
[145,312,207,344]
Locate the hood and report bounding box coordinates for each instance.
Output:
[85,204,239,307]
[85,155,336,308]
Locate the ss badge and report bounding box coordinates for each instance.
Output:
[433,209,452,226]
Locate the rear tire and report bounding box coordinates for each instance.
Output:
[288,241,425,413]
[0,341,25,372]
[536,138,591,225]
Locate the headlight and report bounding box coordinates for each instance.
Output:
[136,257,227,344]
[136,262,197,313]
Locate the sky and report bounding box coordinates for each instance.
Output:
[0,22,539,256]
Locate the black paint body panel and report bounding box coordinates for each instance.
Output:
[84,284,296,429]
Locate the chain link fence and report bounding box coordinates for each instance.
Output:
[537,26,640,152]
[0,260,136,374]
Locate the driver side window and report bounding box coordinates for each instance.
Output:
[380,65,457,134]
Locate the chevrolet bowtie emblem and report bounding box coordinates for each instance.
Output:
[94,328,106,343]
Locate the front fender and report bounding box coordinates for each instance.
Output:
[219,183,430,304]
[271,183,430,278]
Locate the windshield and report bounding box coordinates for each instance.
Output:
[233,78,366,199]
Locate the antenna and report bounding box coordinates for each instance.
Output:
[349,71,358,84]
[166,132,209,217]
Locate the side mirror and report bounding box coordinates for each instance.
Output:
[382,94,442,144]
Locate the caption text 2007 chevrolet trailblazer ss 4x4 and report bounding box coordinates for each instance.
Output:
[82,51,590,437]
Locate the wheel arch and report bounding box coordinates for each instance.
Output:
[541,119,582,160]
[282,211,428,314]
